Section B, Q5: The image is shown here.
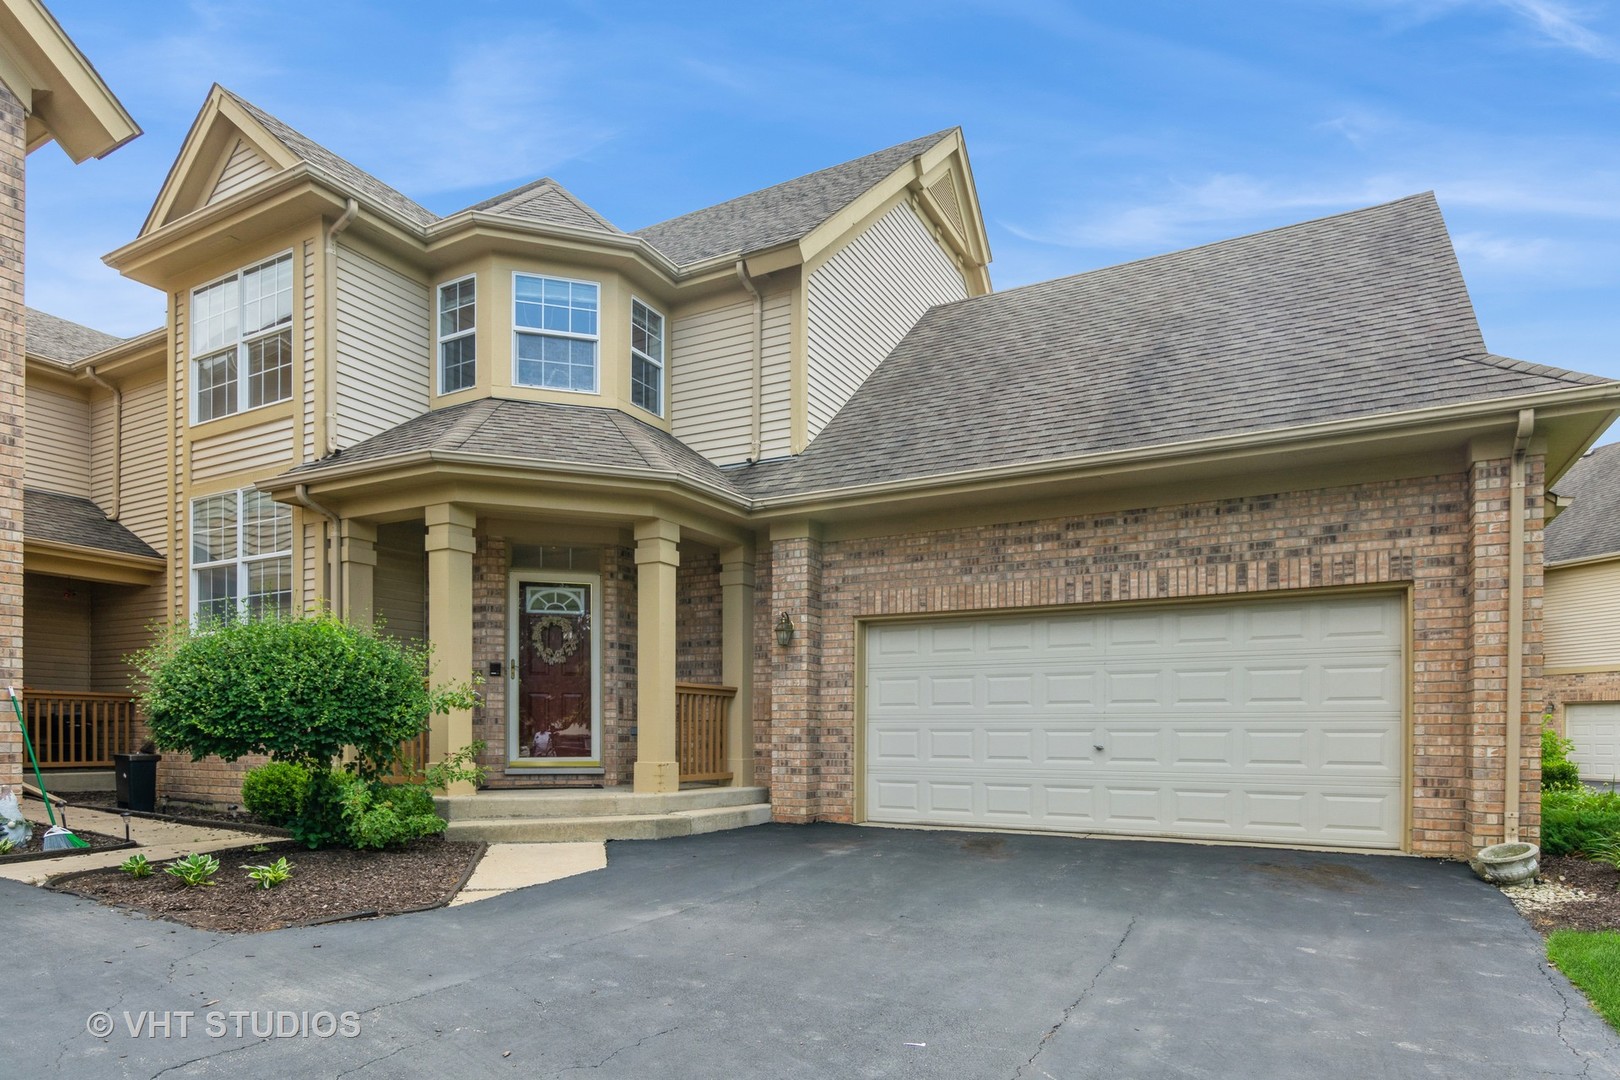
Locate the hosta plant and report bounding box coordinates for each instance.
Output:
[165,851,220,887]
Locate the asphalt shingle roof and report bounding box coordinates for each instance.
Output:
[25,308,122,365]
[634,130,956,266]
[23,488,161,559]
[224,89,440,229]
[459,178,622,234]
[1548,442,1620,564]
[289,398,747,500]
[730,193,1607,500]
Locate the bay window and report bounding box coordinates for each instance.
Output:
[513,273,598,392]
[630,298,664,416]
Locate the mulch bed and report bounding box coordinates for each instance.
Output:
[1527,855,1620,934]
[51,838,484,933]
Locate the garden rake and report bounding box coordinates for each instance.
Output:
[6,686,88,849]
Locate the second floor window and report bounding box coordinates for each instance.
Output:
[438,276,476,394]
[191,253,294,423]
[514,273,598,393]
[191,488,293,623]
[631,298,664,415]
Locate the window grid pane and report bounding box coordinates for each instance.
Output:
[630,300,664,415]
[632,354,661,414]
[441,335,476,393]
[191,253,294,421]
[514,275,599,392]
[192,489,293,622]
[439,279,477,393]
[245,329,292,409]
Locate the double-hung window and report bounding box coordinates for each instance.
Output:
[513,274,598,392]
[190,253,294,423]
[438,276,476,394]
[630,298,664,416]
[191,489,293,622]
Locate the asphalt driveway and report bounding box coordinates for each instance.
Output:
[4,823,1616,1079]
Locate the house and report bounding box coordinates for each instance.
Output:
[20,82,1620,857]
[1544,443,1620,784]
[0,0,139,797]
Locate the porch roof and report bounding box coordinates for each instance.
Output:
[23,487,161,559]
[283,398,750,502]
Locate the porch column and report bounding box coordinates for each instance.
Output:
[720,543,756,787]
[634,518,680,793]
[425,503,476,797]
[339,519,377,627]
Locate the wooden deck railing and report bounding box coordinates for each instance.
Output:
[382,729,431,785]
[19,689,141,768]
[676,683,735,783]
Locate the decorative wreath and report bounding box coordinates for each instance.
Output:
[530,615,583,665]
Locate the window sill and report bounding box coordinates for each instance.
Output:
[187,399,297,438]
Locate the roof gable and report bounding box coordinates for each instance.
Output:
[460,177,622,234]
[141,86,436,235]
[735,193,1608,499]
[634,129,957,266]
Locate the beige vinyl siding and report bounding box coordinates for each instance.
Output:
[91,582,165,693]
[805,199,969,443]
[92,373,169,553]
[669,298,755,465]
[23,573,92,689]
[928,174,967,238]
[190,416,295,483]
[170,291,188,619]
[334,240,431,447]
[206,139,278,205]
[374,522,426,644]
[25,382,92,497]
[1546,560,1620,669]
[302,238,317,462]
[759,289,794,460]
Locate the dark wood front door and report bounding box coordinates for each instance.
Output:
[515,582,594,762]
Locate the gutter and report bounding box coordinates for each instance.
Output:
[735,260,764,461]
[292,483,343,619]
[81,365,121,519]
[323,197,359,456]
[1505,407,1534,844]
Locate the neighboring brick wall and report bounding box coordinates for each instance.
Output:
[1545,670,1620,769]
[0,86,24,797]
[766,464,1545,857]
[157,753,263,807]
[752,548,774,787]
[676,549,722,684]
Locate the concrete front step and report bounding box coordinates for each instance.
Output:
[435,785,768,822]
[444,802,773,843]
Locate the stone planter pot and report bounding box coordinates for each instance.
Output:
[1469,842,1539,885]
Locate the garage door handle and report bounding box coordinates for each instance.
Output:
[1094,744,1105,752]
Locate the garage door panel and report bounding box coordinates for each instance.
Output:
[866,594,1406,849]
[1566,703,1620,781]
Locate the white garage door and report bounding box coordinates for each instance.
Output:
[1565,704,1620,783]
[865,594,1406,849]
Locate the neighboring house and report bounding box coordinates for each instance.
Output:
[22,81,1620,858]
[0,0,138,795]
[1544,443,1620,783]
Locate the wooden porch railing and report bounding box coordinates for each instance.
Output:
[676,682,735,783]
[382,729,431,785]
[19,689,141,768]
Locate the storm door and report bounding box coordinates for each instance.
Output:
[511,581,598,766]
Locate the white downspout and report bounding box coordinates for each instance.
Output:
[1505,407,1534,843]
[293,482,343,619]
[83,366,122,520]
[323,198,360,458]
[735,259,763,462]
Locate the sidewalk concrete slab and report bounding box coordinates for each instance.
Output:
[449,841,606,905]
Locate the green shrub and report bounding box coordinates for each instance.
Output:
[165,852,220,887]
[132,611,479,778]
[240,761,310,826]
[290,769,363,850]
[339,780,446,850]
[1543,722,1582,791]
[1540,787,1620,856]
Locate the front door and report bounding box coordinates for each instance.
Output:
[513,581,596,766]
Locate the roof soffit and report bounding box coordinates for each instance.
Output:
[0,0,139,162]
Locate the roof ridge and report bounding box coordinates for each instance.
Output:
[604,409,668,472]
[444,398,508,451]
[1458,351,1611,388]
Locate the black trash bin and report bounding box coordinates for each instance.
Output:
[113,752,160,812]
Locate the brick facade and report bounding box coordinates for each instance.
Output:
[761,464,1545,857]
[0,86,25,797]
[1544,671,1620,741]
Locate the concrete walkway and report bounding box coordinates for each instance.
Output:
[0,797,608,898]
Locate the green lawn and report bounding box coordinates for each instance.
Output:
[1548,931,1620,1032]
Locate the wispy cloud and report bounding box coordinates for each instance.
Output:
[1496,0,1615,56]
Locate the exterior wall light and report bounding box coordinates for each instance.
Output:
[775,612,796,647]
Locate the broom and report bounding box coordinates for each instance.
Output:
[7,686,88,849]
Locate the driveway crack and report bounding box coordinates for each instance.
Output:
[1540,961,1595,1078]
[1013,915,1137,1080]
[547,1024,679,1076]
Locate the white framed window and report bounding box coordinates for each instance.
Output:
[190,489,293,623]
[630,297,664,416]
[438,275,477,395]
[190,253,294,423]
[513,273,598,393]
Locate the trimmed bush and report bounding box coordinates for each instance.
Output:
[1540,787,1620,856]
[240,761,309,826]
[1543,723,1582,792]
[288,770,445,850]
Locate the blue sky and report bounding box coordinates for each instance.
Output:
[26,0,1620,385]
